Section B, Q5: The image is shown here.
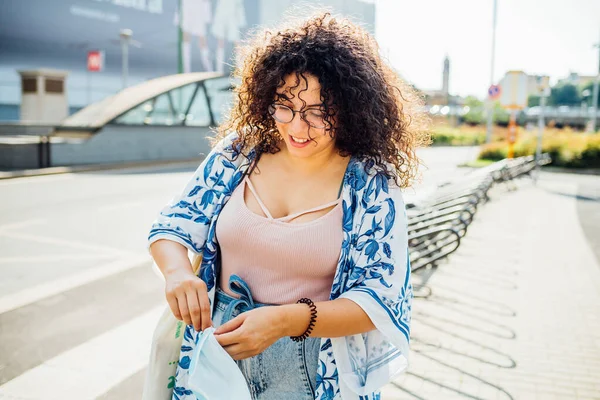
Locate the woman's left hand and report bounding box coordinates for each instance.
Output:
[213,306,287,360]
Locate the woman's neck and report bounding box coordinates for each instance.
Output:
[278,141,345,177]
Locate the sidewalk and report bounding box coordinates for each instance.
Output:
[383,175,600,399]
[0,159,200,180]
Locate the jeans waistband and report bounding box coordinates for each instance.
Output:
[216,274,271,318]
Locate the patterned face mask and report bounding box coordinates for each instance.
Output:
[188,327,252,400]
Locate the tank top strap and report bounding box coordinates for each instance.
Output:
[337,176,345,198]
[244,177,274,219]
[276,198,341,222]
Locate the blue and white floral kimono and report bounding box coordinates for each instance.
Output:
[148,133,412,400]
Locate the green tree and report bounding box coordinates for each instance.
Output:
[528,95,540,107]
[462,96,484,125]
[548,84,581,106]
[492,101,510,125]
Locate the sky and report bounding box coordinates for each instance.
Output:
[375,0,600,99]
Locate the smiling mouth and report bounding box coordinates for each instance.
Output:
[290,135,309,144]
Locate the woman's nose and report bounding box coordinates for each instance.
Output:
[290,111,309,132]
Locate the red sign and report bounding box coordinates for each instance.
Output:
[488,84,501,99]
[87,50,104,72]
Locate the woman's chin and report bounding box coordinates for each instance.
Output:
[285,145,315,158]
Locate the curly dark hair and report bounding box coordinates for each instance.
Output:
[217,12,430,188]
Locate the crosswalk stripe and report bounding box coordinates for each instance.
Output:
[0,306,164,400]
[0,254,116,264]
[0,255,151,315]
[0,231,134,257]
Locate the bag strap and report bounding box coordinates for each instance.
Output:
[191,254,203,275]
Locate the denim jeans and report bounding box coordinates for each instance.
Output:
[212,275,321,400]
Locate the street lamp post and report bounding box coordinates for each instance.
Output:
[534,78,549,183]
[485,0,498,143]
[591,33,600,133]
[120,29,133,89]
[177,0,183,74]
[582,89,591,128]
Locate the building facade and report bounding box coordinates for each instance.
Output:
[0,0,375,122]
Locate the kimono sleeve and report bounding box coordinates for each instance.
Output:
[147,133,239,255]
[332,182,412,397]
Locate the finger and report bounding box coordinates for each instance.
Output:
[214,313,245,335]
[166,294,182,320]
[196,285,212,331]
[221,343,245,358]
[214,329,243,347]
[231,351,257,361]
[177,294,192,326]
[185,290,201,331]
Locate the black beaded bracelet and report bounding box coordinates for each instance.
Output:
[290,298,317,342]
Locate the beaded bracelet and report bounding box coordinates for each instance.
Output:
[290,298,317,342]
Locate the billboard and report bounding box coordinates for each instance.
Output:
[0,0,256,75]
[0,0,374,115]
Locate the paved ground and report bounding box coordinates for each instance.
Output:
[383,173,600,400]
[0,146,598,399]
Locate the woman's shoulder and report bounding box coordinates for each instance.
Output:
[208,132,256,165]
[347,156,400,192]
[212,132,241,154]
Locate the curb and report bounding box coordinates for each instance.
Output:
[540,166,600,176]
[0,158,202,180]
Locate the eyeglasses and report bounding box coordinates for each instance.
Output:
[268,103,327,129]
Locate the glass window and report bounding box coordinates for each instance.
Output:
[22,78,37,93]
[184,85,211,126]
[204,77,236,125]
[169,83,199,124]
[112,78,228,126]
[147,93,175,125]
[113,99,153,124]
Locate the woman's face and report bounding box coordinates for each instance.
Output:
[271,72,336,159]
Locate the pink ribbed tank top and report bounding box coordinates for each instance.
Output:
[215,176,343,304]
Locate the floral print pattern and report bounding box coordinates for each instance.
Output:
[149,134,411,400]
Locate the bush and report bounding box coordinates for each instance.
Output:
[478,128,600,169]
[478,142,507,161]
[431,125,486,146]
[579,135,600,168]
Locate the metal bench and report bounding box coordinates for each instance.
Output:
[407,153,551,284]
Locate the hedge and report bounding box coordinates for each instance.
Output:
[478,129,600,168]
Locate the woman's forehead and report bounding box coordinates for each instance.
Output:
[276,73,322,101]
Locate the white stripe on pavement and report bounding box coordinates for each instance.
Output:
[0,231,134,257]
[0,254,116,264]
[0,174,75,186]
[0,219,46,232]
[0,255,151,315]
[0,306,164,400]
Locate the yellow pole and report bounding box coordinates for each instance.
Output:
[507,110,517,159]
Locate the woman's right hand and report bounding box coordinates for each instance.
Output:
[164,269,212,332]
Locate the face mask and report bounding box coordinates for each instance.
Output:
[188,327,252,400]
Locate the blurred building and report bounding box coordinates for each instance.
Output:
[0,0,375,122]
[525,74,550,97]
[423,55,462,107]
[496,71,551,100]
[557,72,596,88]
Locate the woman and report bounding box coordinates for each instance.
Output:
[148,12,429,400]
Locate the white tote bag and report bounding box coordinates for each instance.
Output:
[188,327,252,400]
[142,254,202,400]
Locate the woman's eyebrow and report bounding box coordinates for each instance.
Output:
[275,92,323,108]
